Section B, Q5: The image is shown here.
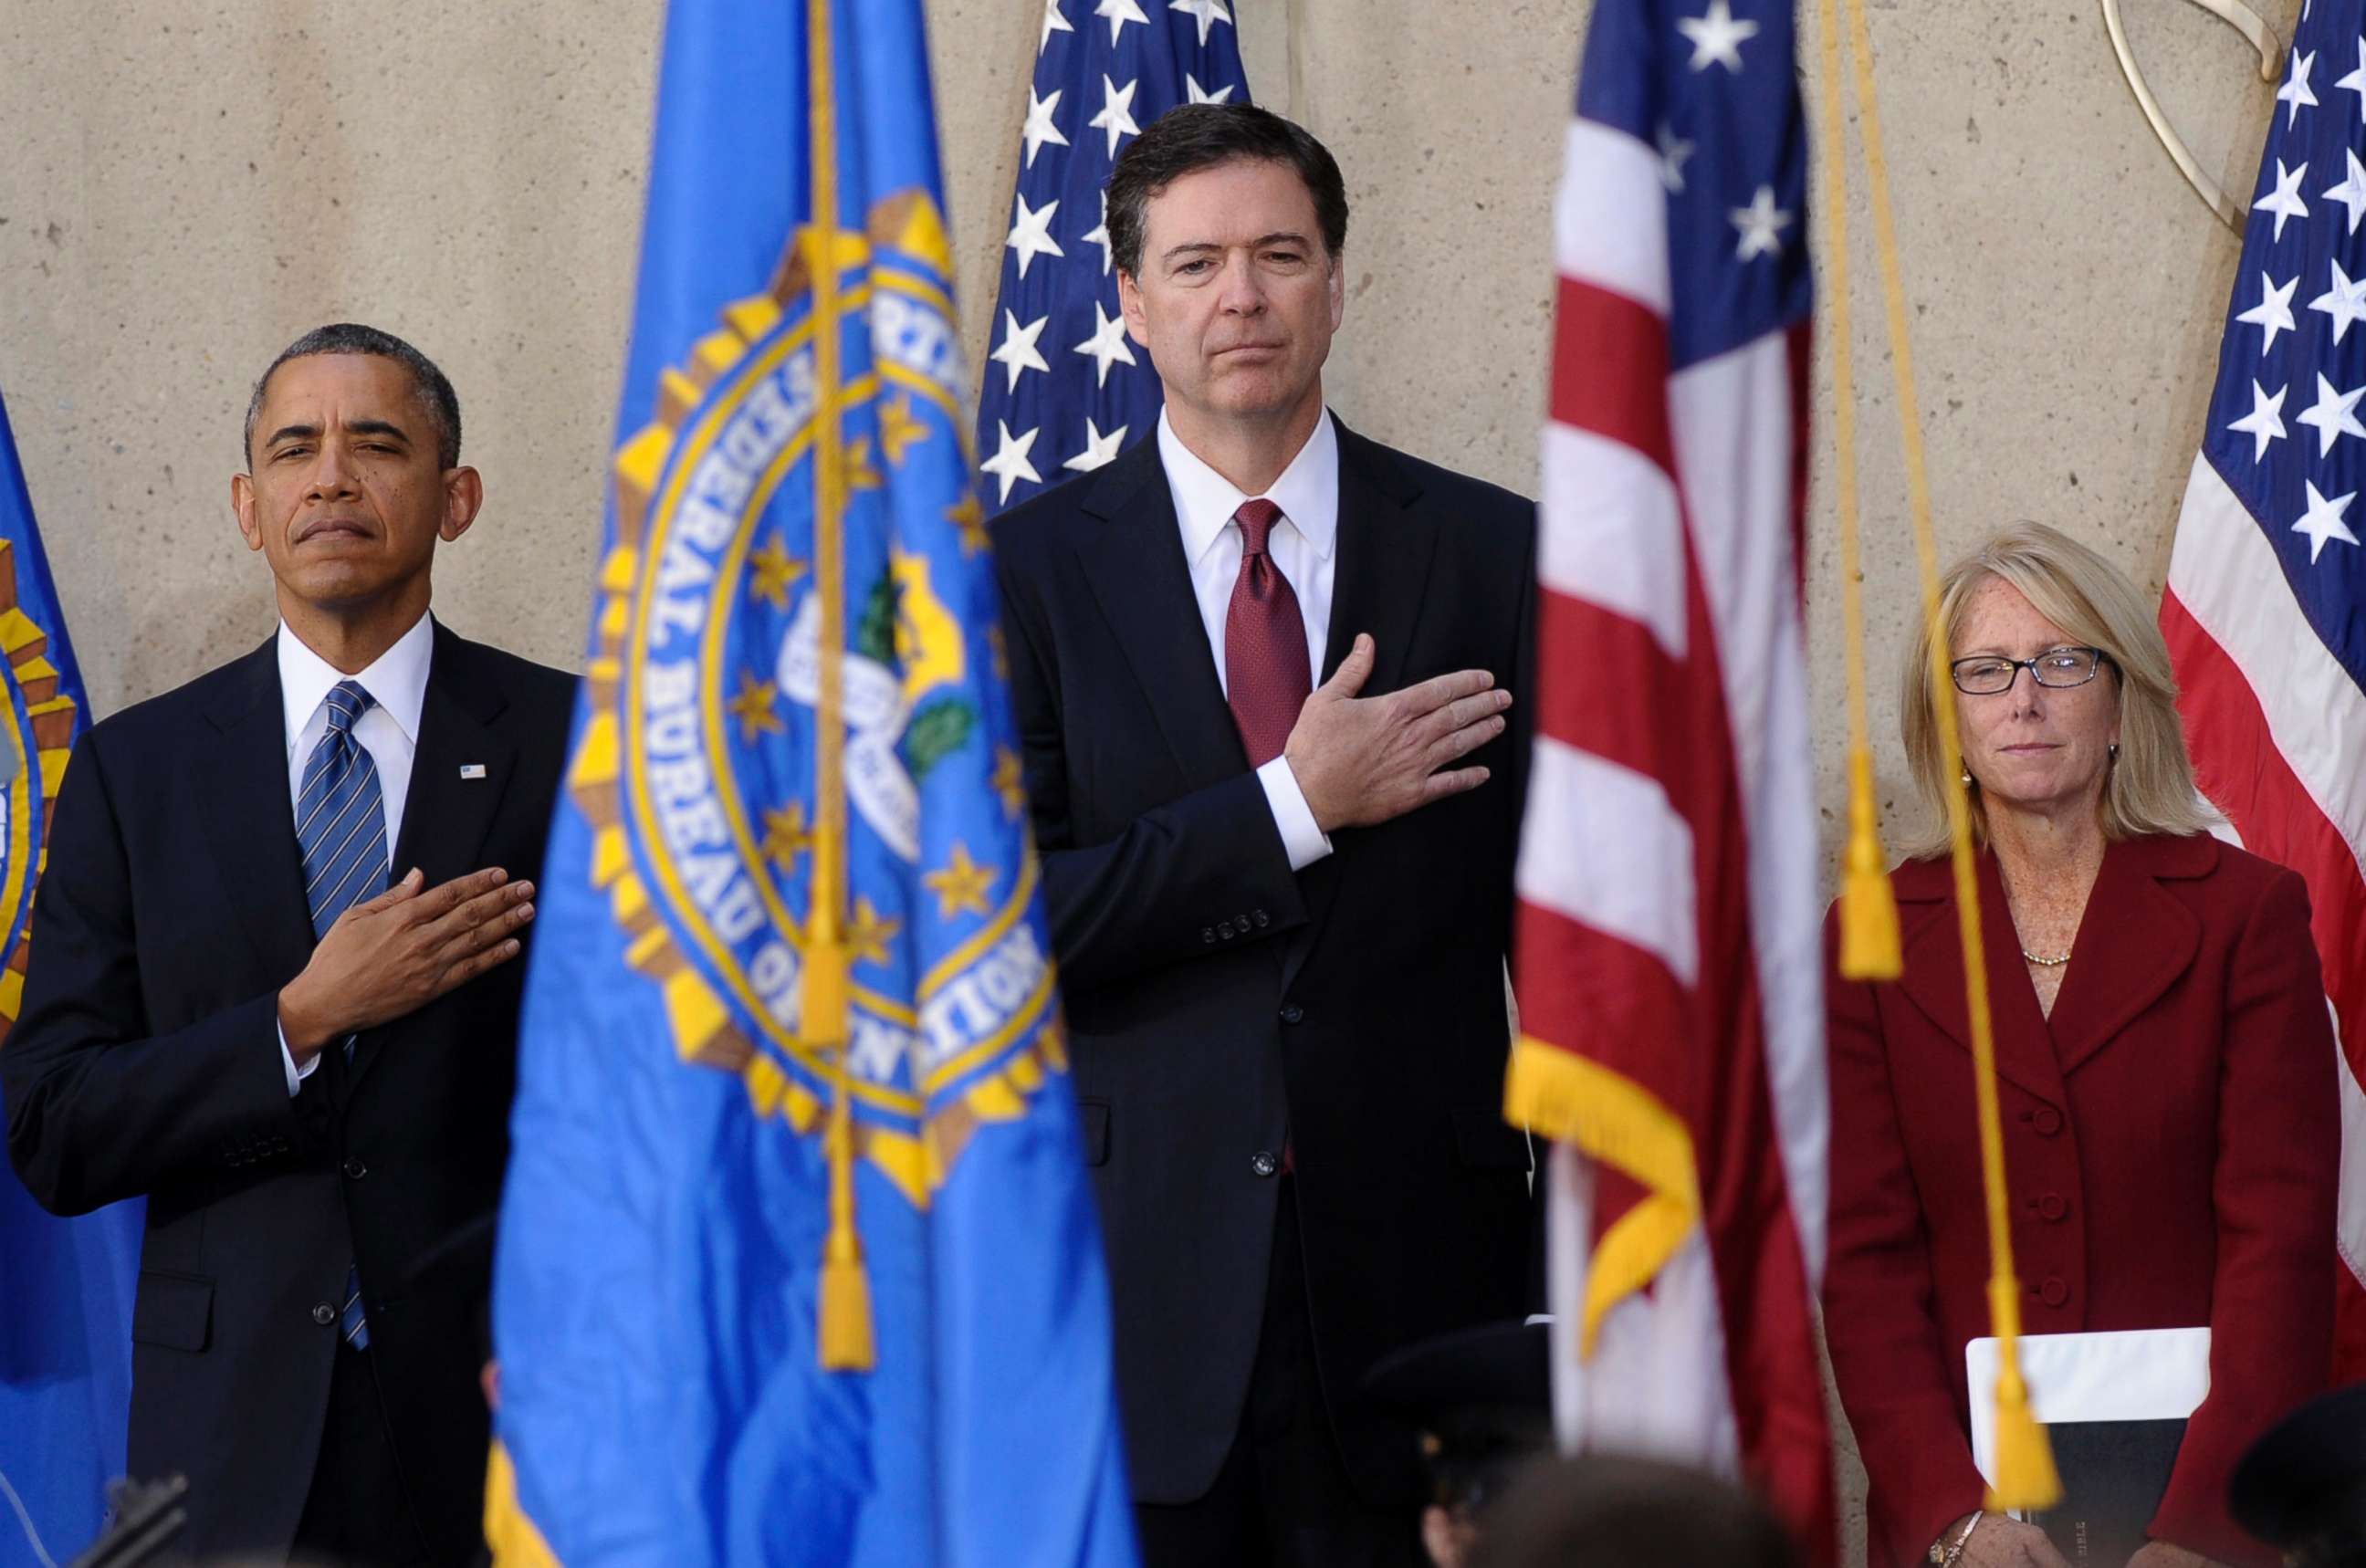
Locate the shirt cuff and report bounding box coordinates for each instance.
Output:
[278,1020,321,1097]
[1257,755,1335,872]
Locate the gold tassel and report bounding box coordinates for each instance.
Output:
[1837,747,1901,978]
[807,925,874,1371]
[1982,1280,2063,1511]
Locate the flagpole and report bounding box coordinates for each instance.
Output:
[804,0,874,1373]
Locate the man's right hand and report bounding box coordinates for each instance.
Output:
[1282,632,1513,833]
[277,866,536,1061]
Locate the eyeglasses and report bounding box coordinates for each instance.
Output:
[1950,646,2112,695]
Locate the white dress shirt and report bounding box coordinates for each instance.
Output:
[275,611,434,1092]
[1156,407,1338,871]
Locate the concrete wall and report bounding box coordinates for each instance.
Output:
[0,0,2294,1560]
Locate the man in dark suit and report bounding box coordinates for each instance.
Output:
[990,105,1537,1567]
[2,323,574,1565]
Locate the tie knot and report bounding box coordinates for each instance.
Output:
[322,680,375,737]
[1233,497,1284,557]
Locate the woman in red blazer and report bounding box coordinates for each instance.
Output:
[1824,524,2339,1568]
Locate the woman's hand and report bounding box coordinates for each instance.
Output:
[2124,1543,2222,1568]
[1941,1512,2073,1568]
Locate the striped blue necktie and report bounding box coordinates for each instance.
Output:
[295,678,387,1351]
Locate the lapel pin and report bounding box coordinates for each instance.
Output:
[459,764,487,779]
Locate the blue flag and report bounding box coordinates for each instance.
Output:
[0,387,134,1568]
[487,3,1137,1564]
[972,0,1251,513]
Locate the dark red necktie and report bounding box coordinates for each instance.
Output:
[1223,498,1313,767]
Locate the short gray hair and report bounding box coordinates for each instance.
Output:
[243,323,462,471]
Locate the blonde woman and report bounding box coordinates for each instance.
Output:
[1822,524,2338,1568]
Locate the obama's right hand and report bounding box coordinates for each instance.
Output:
[277,866,536,1062]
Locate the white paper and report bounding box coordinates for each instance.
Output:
[1966,1327,2212,1495]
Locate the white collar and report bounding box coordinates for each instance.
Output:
[1157,408,1340,569]
[277,611,434,750]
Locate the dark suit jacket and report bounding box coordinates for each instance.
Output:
[1824,835,2339,1568]
[2,622,575,1563]
[990,419,1538,1507]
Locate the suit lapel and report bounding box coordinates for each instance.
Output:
[1891,852,2066,1105]
[350,622,518,1089]
[194,637,319,989]
[1281,423,1439,997]
[1073,436,1251,791]
[2044,835,2209,1076]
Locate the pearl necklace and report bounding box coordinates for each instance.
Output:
[2020,946,2071,967]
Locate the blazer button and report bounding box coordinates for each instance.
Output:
[2037,1193,2067,1222]
[1218,921,1235,939]
[2037,1276,2068,1308]
[311,1302,337,1327]
[343,1158,369,1180]
[1279,1004,1304,1025]
[2032,1107,2064,1136]
[1202,927,1216,944]
[1252,910,1269,928]
[1251,1150,1280,1178]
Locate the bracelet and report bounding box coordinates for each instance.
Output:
[1934,1511,1984,1568]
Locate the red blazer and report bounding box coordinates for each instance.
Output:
[1824,833,2338,1568]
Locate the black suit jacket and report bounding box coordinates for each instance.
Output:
[1,622,574,1563]
[990,419,1538,1506]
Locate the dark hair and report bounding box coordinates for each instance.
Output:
[1105,103,1348,278]
[1471,1454,1805,1568]
[243,323,463,471]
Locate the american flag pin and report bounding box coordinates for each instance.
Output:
[459,764,487,779]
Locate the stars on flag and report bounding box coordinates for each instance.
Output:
[2258,158,2311,240]
[2338,37,2366,109]
[2238,270,2300,353]
[2280,47,2319,129]
[922,842,999,920]
[992,309,1052,393]
[1658,121,1694,192]
[2327,149,2366,233]
[1731,186,1792,260]
[2227,380,2287,462]
[1169,0,1233,47]
[1094,0,1148,46]
[1678,0,1758,73]
[1073,302,1138,387]
[2311,257,2366,342]
[1006,193,1066,278]
[980,0,1251,512]
[982,421,1043,504]
[1090,74,1142,159]
[2298,372,2366,456]
[2292,478,2361,563]
[1064,417,1129,474]
[1022,87,1070,167]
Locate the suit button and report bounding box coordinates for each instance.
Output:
[2037,1193,2067,1221]
[311,1302,337,1326]
[1202,927,1216,944]
[2037,1276,2068,1308]
[2032,1107,2063,1136]
[1218,921,1235,939]
[1279,1004,1304,1025]
[343,1158,368,1180]
[1251,1150,1280,1178]
[1252,910,1269,928]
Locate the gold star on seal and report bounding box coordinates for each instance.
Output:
[846,895,901,967]
[761,802,812,873]
[749,533,807,609]
[728,671,785,744]
[987,623,1010,684]
[878,393,930,466]
[922,842,998,919]
[992,746,1027,821]
[947,493,989,558]
[847,436,885,492]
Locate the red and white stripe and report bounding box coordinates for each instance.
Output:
[2162,454,2366,1375]
[1516,113,1834,1549]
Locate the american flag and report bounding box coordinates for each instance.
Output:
[1505,0,1831,1552]
[2161,0,2366,1379]
[973,0,1252,513]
